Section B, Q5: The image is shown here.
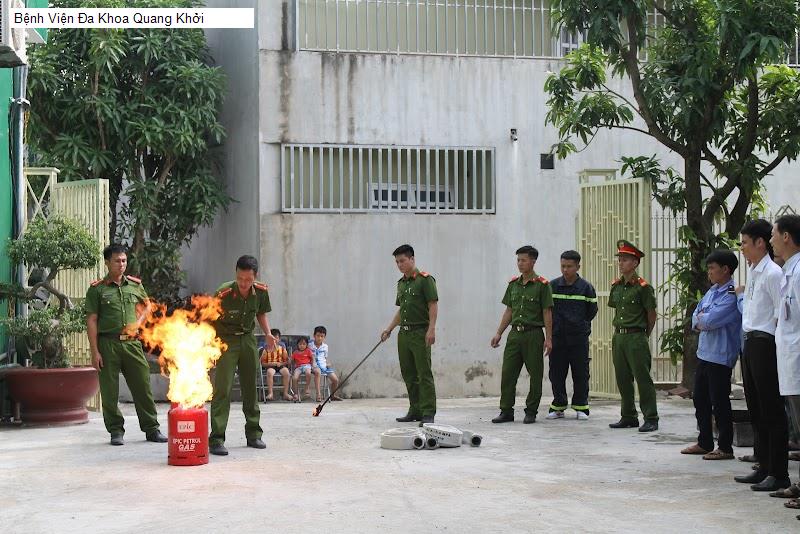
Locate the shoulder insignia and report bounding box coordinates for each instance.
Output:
[90,279,103,287]
[638,278,649,287]
[217,287,233,298]
[419,271,430,278]
[126,275,142,284]
[726,285,736,295]
[510,276,520,283]
[537,276,549,284]
[254,282,268,291]
[611,278,620,286]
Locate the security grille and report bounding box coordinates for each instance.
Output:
[281,143,495,213]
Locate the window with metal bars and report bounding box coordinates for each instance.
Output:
[280,144,495,213]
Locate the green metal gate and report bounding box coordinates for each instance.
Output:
[577,169,651,398]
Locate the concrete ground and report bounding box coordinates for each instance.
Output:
[1,396,798,533]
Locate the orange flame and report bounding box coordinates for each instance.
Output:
[128,295,227,409]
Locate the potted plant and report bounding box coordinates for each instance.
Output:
[0,216,102,425]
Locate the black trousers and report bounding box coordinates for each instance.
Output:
[741,336,788,479]
[548,338,590,413]
[693,359,733,453]
[787,396,800,480]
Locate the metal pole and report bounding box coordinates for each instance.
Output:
[12,65,30,361]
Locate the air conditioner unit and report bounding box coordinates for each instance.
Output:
[0,0,27,67]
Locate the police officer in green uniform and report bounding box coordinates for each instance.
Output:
[86,244,166,446]
[608,240,659,432]
[381,244,438,426]
[490,246,554,424]
[209,255,276,456]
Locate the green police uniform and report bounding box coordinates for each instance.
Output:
[210,281,271,446]
[609,240,659,423]
[499,274,554,415]
[85,275,160,436]
[396,269,438,417]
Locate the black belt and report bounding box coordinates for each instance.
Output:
[512,324,541,332]
[743,330,774,341]
[400,324,427,331]
[615,327,645,334]
[98,333,136,341]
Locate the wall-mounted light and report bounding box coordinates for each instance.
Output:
[510,128,518,142]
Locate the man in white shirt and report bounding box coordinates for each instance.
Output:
[770,215,800,513]
[734,219,790,492]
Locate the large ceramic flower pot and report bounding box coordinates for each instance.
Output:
[2,366,99,425]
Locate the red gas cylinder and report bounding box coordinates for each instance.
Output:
[168,403,209,466]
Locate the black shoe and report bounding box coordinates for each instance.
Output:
[492,411,514,423]
[396,413,422,423]
[751,476,791,492]
[247,438,266,449]
[523,413,536,424]
[209,443,229,456]
[609,418,639,429]
[109,433,124,446]
[734,470,767,484]
[418,415,435,427]
[146,430,168,443]
[638,421,658,433]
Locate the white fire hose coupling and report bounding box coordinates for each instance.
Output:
[380,424,482,450]
[460,430,483,447]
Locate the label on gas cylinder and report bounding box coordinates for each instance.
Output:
[177,420,195,433]
[172,437,202,452]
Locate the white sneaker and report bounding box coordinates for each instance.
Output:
[546,411,565,420]
[576,411,589,421]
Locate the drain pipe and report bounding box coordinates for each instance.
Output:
[11,64,29,363]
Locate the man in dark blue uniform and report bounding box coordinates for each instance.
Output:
[547,250,598,420]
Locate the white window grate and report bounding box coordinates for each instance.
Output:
[294,0,667,60]
[280,143,495,214]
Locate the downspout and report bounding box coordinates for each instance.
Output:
[11,64,29,362]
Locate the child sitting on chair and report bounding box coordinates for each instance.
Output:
[260,328,291,401]
[310,326,342,401]
[291,336,318,402]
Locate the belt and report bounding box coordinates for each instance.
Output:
[615,327,645,334]
[743,330,774,341]
[98,333,136,341]
[512,324,541,332]
[400,324,427,331]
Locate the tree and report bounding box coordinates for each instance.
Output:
[544,0,800,390]
[27,0,230,306]
[0,217,100,367]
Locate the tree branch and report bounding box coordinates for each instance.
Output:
[621,15,687,156]
[599,83,644,121]
[740,75,760,159]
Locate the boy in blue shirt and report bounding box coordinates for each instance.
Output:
[681,250,742,460]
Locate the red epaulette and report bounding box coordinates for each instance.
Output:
[638,278,649,287]
[90,279,103,287]
[510,276,520,282]
[217,287,233,298]
[254,282,268,291]
[126,275,142,284]
[537,276,549,284]
[419,272,430,278]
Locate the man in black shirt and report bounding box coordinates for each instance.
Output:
[547,250,598,420]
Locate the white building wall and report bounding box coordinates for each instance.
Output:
[187,0,800,399]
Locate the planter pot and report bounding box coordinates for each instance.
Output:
[1,366,100,425]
